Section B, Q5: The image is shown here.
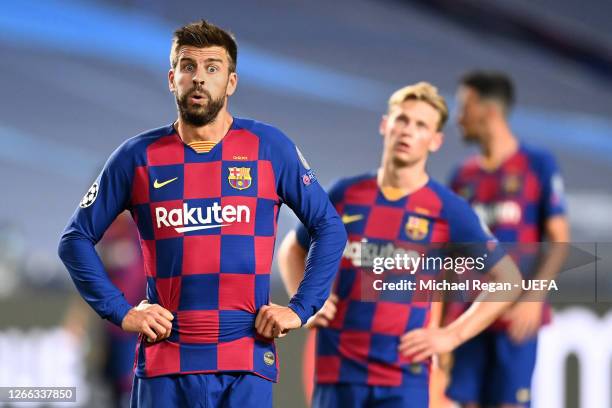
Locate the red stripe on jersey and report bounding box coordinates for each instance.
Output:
[131,166,150,205]
[177,310,219,343]
[371,302,411,336]
[257,160,279,201]
[254,236,275,274]
[147,134,184,166]
[184,162,222,198]
[219,274,255,312]
[218,337,255,371]
[315,355,341,383]
[141,239,156,278]
[222,129,259,162]
[344,179,378,205]
[144,341,181,377]
[364,206,404,240]
[182,236,221,274]
[407,186,443,218]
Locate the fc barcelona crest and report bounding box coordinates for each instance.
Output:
[405,216,429,241]
[228,167,252,190]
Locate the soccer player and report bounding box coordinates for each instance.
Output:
[446,71,570,408]
[278,82,523,408]
[58,20,346,408]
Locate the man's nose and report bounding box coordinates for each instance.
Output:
[402,123,415,138]
[192,68,206,86]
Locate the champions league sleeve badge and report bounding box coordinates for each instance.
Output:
[296,146,316,186]
[79,182,99,208]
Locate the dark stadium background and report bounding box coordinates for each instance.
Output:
[0,0,610,407]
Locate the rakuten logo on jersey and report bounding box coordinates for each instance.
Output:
[155,202,250,233]
[474,201,522,226]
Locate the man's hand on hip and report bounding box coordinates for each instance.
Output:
[255,304,301,339]
[121,300,174,343]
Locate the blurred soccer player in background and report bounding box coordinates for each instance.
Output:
[446,71,570,408]
[58,20,346,407]
[278,82,523,408]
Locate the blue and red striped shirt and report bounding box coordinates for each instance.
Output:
[59,117,346,381]
[297,174,502,386]
[449,143,567,328]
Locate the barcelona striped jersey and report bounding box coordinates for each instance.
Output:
[296,174,503,386]
[59,117,346,381]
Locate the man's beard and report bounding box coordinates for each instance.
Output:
[176,87,225,127]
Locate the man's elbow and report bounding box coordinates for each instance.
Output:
[331,214,348,244]
[57,232,71,263]
[57,230,89,265]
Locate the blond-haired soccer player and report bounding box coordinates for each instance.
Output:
[278,82,522,408]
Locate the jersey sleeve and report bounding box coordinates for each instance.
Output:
[447,164,462,193]
[58,142,136,326]
[536,152,567,219]
[270,133,347,325]
[447,197,505,273]
[295,178,346,251]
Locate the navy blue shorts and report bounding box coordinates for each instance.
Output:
[130,373,272,408]
[447,331,537,407]
[312,382,428,408]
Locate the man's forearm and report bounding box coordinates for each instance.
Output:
[278,231,307,298]
[447,256,522,343]
[58,232,132,326]
[287,215,346,325]
[523,241,568,301]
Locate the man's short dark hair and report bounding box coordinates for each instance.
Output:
[460,70,515,113]
[170,20,238,72]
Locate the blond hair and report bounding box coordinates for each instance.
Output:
[388,82,448,130]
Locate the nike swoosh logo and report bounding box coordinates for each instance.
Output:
[342,214,364,224]
[175,224,229,233]
[153,177,178,189]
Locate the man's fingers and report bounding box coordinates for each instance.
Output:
[154,306,174,322]
[255,305,269,329]
[320,308,335,321]
[311,316,329,328]
[399,340,426,356]
[262,318,275,338]
[154,315,173,337]
[325,301,337,316]
[329,294,339,303]
[412,349,433,363]
[142,325,157,342]
[400,341,429,358]
[400,329,423,343]
[272,322,283,338]
[148,319,168,338]
[256,310,274,338]
[398,334,427,354]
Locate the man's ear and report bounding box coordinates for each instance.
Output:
[168,69,176,93]
[226,72,238,96]
[429,131,444,153]
[379,115,388,137]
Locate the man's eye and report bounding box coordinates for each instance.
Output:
[207,66,218,73]
[185,64,195,72]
